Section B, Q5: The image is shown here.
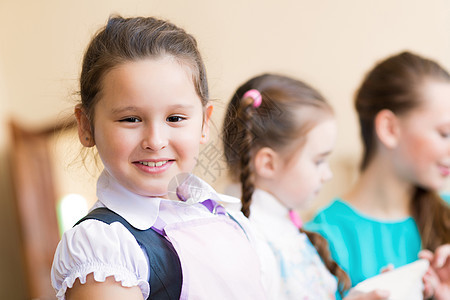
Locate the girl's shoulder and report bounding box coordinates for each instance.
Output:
[51,219,149,299]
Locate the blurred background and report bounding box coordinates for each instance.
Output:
[1,0,449,298]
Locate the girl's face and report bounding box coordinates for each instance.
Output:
[88,57,210,197]
[392,80,450,190]
[271,117,337,209]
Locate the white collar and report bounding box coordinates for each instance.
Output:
[251,189,290,217]
[250,189,299,234]
[96,170,236,230]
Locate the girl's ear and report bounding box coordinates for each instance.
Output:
[254,147,278,179]
[200,104,213,144]
[374,109,400,148]
[74,105,95,147]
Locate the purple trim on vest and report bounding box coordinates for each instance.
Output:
[201,199,227,215]
[151,199,226,236]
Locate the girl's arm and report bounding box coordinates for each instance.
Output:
[66,274,144,300]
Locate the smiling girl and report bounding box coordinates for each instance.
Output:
[306,51,450,299]
[51,16,268,300]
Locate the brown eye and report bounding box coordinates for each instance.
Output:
[315,159,325,166]
[167,116,185,122]
[439,131,450,138]
[120,117,140,123]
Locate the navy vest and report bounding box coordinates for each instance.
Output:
[75,207,182,300]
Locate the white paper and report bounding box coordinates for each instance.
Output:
[351,259,429,300]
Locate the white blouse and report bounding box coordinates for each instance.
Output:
[51,171,267,299]
[249,189,338,299]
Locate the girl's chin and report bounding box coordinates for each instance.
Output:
[294,196,314,210]
[417,180,444,192]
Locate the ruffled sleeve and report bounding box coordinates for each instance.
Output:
[51,219,150,299]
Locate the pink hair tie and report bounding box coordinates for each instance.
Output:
[243,89,262,108]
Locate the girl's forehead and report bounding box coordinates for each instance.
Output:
[401,81,450,127]
[105,58,196,93]
[421,79,450,98]
[286,117,337,159]
[306,118,337,147]
[416,81,450,115]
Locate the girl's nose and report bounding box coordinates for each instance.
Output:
[141,124,168,151]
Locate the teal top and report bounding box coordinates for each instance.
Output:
[305,199,421,287]
[305,195,450,288]
[442,193,450,203]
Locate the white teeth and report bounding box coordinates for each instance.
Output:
[140,160,168,167]
[155,161,166,167]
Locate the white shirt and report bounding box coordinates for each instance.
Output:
[249,189,338,299]
[51,171,266,299]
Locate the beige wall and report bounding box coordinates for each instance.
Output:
[1,0,450,298]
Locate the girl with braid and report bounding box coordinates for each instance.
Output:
[306,51,450,300]
[222,73,388,299]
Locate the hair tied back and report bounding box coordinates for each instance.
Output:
[243,89,262,108]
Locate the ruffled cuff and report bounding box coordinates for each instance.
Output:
[56,262,149,299]
[51,220,150,299]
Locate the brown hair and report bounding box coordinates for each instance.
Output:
[79,15,209,130]
[355,51,450,251]
[222,73,350,294]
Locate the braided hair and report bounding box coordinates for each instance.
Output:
[222,73,351,294]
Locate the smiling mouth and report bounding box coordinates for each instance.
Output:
[139,160,170,167]
[438,164,450,176]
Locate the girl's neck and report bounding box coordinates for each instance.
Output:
[343,155,415,220]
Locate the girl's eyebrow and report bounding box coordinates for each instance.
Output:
[110,104,196,114]
[167,104,196,110]
[110,106,139,114]
[317,150,332,158]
